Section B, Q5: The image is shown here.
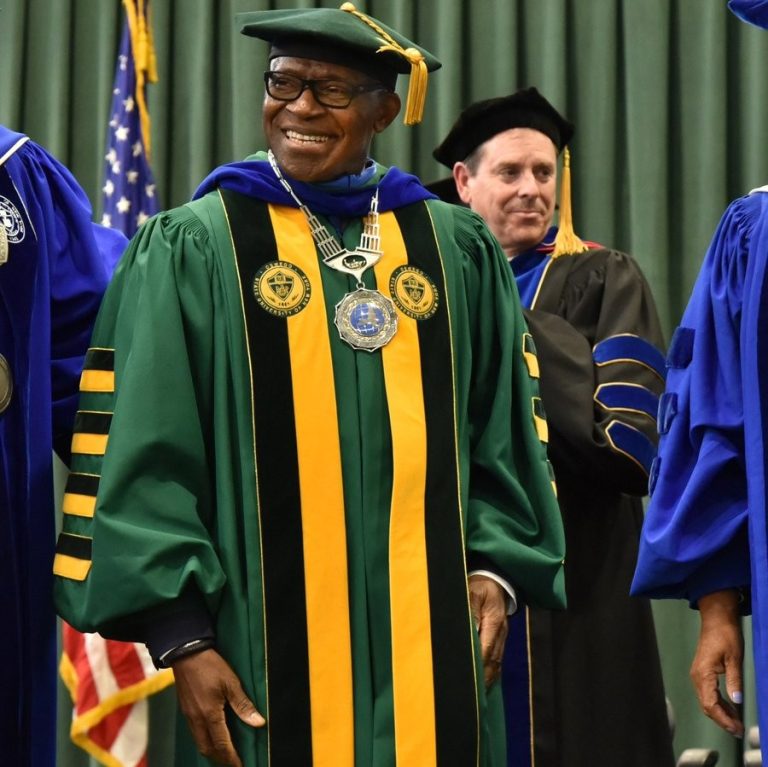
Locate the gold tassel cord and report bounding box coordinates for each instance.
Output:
[552,147,588,259]
[339,2,429,125]
[376,44,427,125]
[122,0,159,160]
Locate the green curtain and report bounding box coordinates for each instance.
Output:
[4,1,768,765]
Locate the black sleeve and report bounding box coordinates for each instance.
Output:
[526,250,666,496]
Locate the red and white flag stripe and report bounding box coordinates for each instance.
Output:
[60,622,174,767]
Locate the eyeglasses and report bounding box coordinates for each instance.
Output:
[264,71,384,109]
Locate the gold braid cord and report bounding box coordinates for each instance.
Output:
[339,2,428,125]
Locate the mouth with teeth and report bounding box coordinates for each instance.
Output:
[285,130,330,145]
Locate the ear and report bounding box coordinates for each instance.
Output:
[373,91,401,133]
[453,162,473,205]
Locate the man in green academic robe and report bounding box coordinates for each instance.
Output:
[54,5,566,766]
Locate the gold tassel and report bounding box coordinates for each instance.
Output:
[122,0,159,159]
[340,2,429,125]
[552,147,588,258]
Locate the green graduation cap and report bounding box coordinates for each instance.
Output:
[236,2,441,125]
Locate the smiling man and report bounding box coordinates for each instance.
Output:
[434,91,674,767]
[53,6,566,767]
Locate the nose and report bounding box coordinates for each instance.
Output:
[286,85,324,116]
[516,170,540,198]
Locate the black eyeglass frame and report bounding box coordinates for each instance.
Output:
[263,71,386,109]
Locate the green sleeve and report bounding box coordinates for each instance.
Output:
[435,204,566,610]
[54,206,226,638]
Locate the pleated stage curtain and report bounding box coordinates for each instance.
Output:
[3,1,768,765]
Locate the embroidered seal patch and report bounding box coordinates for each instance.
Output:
[0,195,26,244]
[389,265,439,320]
[253,261,311,317]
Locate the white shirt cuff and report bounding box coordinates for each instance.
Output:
[468,570,518,615]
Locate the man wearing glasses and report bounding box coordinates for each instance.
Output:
[54,5,566,766]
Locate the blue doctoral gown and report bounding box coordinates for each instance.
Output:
[0,127,126,767]
[632,188,768,758]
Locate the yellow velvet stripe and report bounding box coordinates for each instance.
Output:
[62,493,96,518]
[53,554,91,581]
[523,350,540,379]
[71,433,109,456]
[268,205,355,767]
[79,369,115,393]
[532,397,549,443]
[376,213,437,767]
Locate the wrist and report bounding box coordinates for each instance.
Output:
[159,637,216,668]
[698,589,741,628]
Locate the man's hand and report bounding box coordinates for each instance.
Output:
[172,648,265,767]
[690,589,745,738]
[468,574,509,688]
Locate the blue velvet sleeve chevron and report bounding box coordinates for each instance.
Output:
[593,334,666,381]
[591,334,664,478]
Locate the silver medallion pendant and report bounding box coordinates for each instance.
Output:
[0,223,7,266]
[334,288,398,352]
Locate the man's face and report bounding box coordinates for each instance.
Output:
[454,128,558,258]
[264,56,400,183]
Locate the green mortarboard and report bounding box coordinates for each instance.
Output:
[433,87,574,167]
[237,2,442,125]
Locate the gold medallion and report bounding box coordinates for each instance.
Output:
[0,354,12,414]
[389,265,439,320]
[253,261,311,317]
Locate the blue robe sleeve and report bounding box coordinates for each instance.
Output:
[632,195,757,605]
[0,127,126,767]
[13,141,127,459]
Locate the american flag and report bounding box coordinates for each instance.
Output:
[61,3,173,766]
[100,0,159,236]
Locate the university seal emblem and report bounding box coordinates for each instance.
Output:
[389,265,439,320]
[0,195,25,248]
[253,261,311,317]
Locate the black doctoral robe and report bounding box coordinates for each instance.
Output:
[503,235,675,767]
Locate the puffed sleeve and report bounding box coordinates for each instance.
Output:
[440,205,566,610]
[1,137,127,462]
[53,205,225,643]
[632,196,756,604]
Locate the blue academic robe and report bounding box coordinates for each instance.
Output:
[0,127,126,767]
[632,188,768,758]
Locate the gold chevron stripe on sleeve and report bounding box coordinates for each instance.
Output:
[53,553,92,581]
[79,369,115,393]
[532,397,549,443]
[71,433,109,455]
[522,333,540,378]
[62,493,97,518]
